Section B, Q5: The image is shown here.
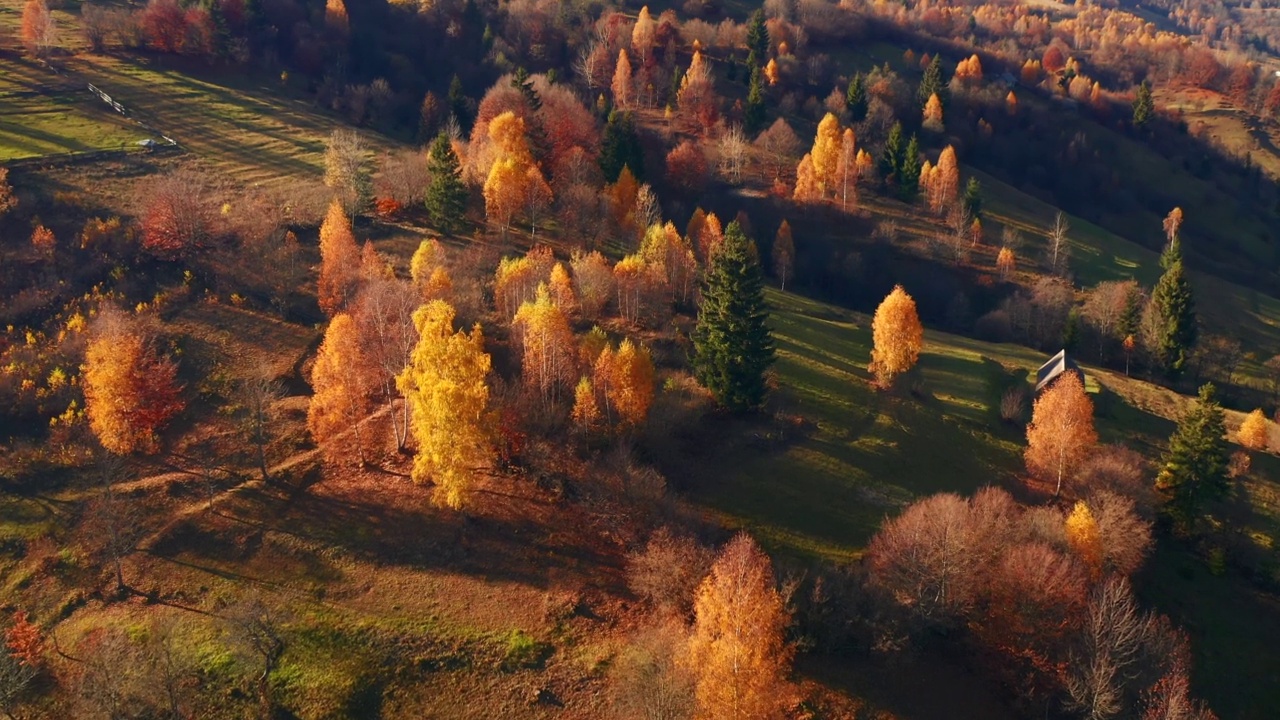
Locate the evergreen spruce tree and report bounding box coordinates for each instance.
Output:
[599,111,645,182]
[962,177,983,219]
[1133,80,1154,130]
[693,221,775,411]
[511,66,542,112]
[1151,239,1197,378]
[1119,283,1143,340]
[898,134,921,201]
[448,74,471,130]
[918,55,948,109]
[1062,309,1081,352]
[846,73,867,121]
[745,65,767,134]
[1156,383,1229,533]
[879,122,904,188]
[425,133,468,234]
[746,9,769,67]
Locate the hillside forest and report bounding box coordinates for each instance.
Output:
[3,0,1280,717]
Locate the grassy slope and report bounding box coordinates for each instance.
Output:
[0,54,146,159]
[676,286,1280,718]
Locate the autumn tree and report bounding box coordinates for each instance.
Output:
[571,250,616,320]
[612,49,634,109]
[667,140,710,195]
[571,377,602,435]
[354,278,419,451]
[1150,238,1197,378]
[772,220,794,291]
[425,133,468,234]
[30,224,55,258]
[686,533,793,720]
[1238,409,1270,452]
[317,200,361,317]
[308,313,372,465]
[324,129,372,216]
[1065,501,1104,579]
[513,284,576,406]
[1026,372,1098,495]
[693,221,775,411]
[810,113,842,195]
[410,238,445,298]
[0,168,15,218]
[870,285,924,387]
[930,145,959,214]
[398,301,494,509]
[83,311,183,455]
[139,169,213,259]
[548,262,578,314]
[21,0,55,56]
[631,6,655,63]
[792,154,821,203]
[1156,384,1228,533]
[922,92,944,132]
[834,128,857,211]
[997,247,1016,280]
[1049,211,1071,274]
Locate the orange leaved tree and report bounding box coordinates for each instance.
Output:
[1025,372,1098,495]
[397,301,494,509]
[1065,500,1104,580]
[686,533,793,720]
[307,313,372,465]
[869,285,924,387]
[82,312,183,455]
[317,200,361,317]
[1237,408,1270,452]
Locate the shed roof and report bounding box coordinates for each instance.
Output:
[1036,349,1082,393]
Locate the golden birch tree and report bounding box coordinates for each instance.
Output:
[1238,408,1270,451]
[83,313,183,455]
[1065,500,1104,580]
[1026,372,1098,496]
[809,113,842,194]
[513,284,577,406]
[686,533,793,720]
[397,301,494,509]
[870,285,924,386]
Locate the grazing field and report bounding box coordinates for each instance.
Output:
[672,287,1280,717]
[0,54,145,160]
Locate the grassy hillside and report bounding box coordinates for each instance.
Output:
[668,287,1280,718]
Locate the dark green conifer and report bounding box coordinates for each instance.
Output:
[846,73,867,122]
[693,221,775,412]
[425,133,468,234]
[1151,239,1197,378]
[962,177,983,219]
[898,134,921,201]
[511,67,542,112]
[918,55,948,109]
[1156,383,1229,533]
[599,111,645,182]
[745,65,767,134]
[746,9,769,66]
[1133,80,1155,130]
[878,122,904,187]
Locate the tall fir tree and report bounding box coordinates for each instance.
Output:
[1155,383,1229,532]
[846,73,867,121]
[511,66,542,111]
[879,122,904,188]
[425,133,468,234]
[1151,239,1197,378]
[962,177,983,218]
[1133,80,1154,130]
[745,65,767,134]
[599,111,645,182]
[746,9,769,67]
[918,55,948,109]
[898,134,922,201]
[448,74,471,130]
[693,221,775,411]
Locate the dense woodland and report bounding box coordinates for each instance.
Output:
[2,0,1280,717]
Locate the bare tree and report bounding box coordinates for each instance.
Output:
[627,527,715,618]
[227,597,286,718]
[324,129,373,216]
[82,455,140,595]
[753,118,801,179]
[237,366,284,482]
[375,149,431,207]
[1067,578,1153,720]
[354,278,419,451]
[716,125,749,184]
[1049,211,1071,275]
[609,622,695,720]
[0,647,36,720]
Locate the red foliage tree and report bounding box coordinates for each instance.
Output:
[665,140,709,195]
[5,610,45,669]
[143,0,187,53]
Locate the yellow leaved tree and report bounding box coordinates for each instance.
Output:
[686,533,793,720]
[1237,408,1270,452]
[1065,500,1103,579]
[513,284,577,407]
[82,311,183,455]
[869,285,924,387]
[397,300,494,509]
